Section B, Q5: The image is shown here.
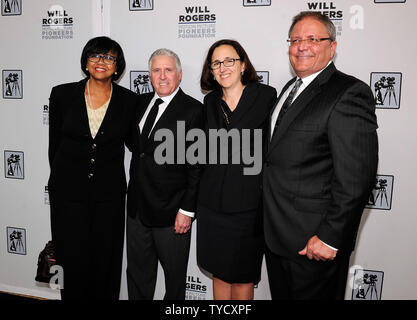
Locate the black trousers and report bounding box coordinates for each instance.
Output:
[265,245,350,300]
[126,215,191,300]
[49,193,125,300]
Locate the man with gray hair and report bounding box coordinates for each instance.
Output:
[126,48,203,300]
[263,11,378,299]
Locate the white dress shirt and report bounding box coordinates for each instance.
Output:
[139,87,180,137]
[139,87,195,218]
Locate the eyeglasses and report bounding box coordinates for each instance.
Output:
[88,53,117,65]
[287,37,332,47]
[210,58,241,70]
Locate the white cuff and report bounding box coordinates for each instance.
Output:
[322,240,338,251]
[179,208,195,218]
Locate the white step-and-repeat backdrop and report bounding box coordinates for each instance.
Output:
[1,0,416,300]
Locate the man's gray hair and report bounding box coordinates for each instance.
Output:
[288,11,336,42]
[148,48,182,74]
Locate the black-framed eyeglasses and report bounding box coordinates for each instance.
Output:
[287,37,333,47]
[88,53,117,65]
[210,58,241,70]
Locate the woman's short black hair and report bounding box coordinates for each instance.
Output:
[200,39,259,93]
[80,36,126,81]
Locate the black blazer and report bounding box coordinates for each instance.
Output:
[263,63,378,259]
[48,78,138,201]
[198,82,277,213]
[127,88,204,227]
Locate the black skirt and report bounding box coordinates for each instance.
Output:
[196,204,264,284]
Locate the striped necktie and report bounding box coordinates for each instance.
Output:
[275,78,303,127]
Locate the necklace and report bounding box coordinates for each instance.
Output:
[87,80,93,108]
[220,102,230,125]
[86,79,112,109]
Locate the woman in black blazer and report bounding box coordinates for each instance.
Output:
[48,37,138,299]
[197,39,277,299]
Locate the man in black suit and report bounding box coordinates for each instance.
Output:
[263,11,378,299]
[126,48,203,300]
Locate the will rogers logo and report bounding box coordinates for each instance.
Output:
[42,5,74,39]
[178,6,216,39]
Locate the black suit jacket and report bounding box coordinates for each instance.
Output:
[263,63,378,259]
[48,78,138,201]
[127,88,204,227]
[198,82,277,213]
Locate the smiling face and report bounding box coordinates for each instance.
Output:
[149,55,182,97]
[289,17,337,78]
[86,51,117,82]
[211,44,245,90]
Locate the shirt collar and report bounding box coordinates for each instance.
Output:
[297,61,333,87]
[153,86,180,106]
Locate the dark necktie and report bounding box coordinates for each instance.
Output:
[141,98,163,143]
[276,78,303,127]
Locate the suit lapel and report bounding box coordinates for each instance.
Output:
[267,63,337,156]
[206,89,223,129]
[270,81,322,144]
[75,78,92,139]
[150,89,184,135]
[228,83,259,128]
[137,93,153,125]
[94,82,119,140]
[267,79,295,142]
[137,92,155,150]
